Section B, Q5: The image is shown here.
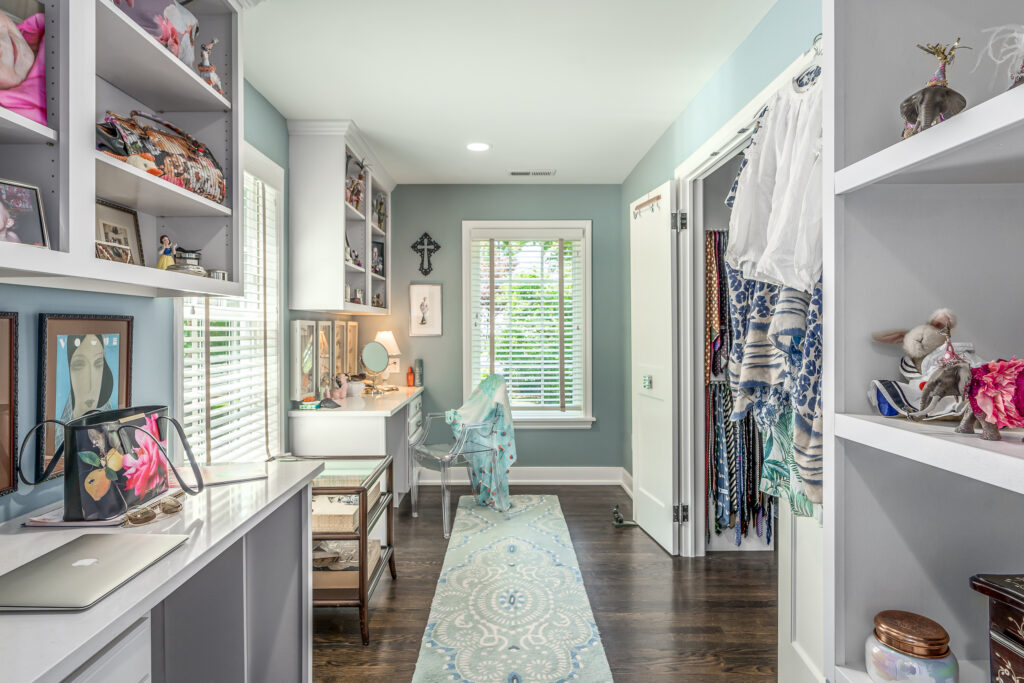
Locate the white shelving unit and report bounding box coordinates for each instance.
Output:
[0,0,243,298]
[824,1,1024,680]
[288,120,395,314]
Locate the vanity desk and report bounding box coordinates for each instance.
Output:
[288,386,424,505]
[0,459,323,683]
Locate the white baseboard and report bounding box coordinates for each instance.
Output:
[417,466,634,497]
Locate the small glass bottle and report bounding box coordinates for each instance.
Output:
[865,610,958,683]
[406,366,415,387]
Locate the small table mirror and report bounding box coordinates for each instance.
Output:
[361,341,390,396]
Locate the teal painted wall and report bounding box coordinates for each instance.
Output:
[619,0,822,472]
[0,81,289,522]
[356,185,625,468]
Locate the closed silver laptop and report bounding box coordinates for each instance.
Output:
[0,533,189,611]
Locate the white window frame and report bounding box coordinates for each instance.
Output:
[173,142,286,459]
[461,220,595,430]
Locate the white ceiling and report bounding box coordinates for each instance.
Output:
[243,0,775,184]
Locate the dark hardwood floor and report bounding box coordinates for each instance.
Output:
[313,486,777,682]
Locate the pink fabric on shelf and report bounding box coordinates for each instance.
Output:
[970,358,1024,429]
[0,13,47,126]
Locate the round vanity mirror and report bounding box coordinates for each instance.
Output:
[361,340,390,375]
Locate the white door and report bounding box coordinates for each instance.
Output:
[630,181,679,554]
[777,505,825,682]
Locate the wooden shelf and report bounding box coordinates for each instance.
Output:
[835,413,1024,494]
[345,203,365,221]
[0,108,56,145]
[835,86,1024,194]
[312,546,394,607]
[835,659,986,683]
[345,262,365,273]
[312,493,393,542]
[95,0,231,112]
[95,152,232,218]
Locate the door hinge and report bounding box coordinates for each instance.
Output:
[671,212,687,230]
[673,504,689,523]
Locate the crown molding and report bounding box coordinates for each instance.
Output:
[286,119,396,191]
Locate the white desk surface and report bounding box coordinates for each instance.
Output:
[0,459,323,683]
[288,386,424,418]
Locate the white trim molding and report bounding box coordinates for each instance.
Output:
[417,466,632,497]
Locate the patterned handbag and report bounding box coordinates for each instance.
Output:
[18,406,204,522]
[97,110,227,204]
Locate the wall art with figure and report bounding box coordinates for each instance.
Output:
[409,283,442,337]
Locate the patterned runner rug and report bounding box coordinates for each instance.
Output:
[413,495,613,683]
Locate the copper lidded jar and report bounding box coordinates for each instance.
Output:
[865,610,958,683]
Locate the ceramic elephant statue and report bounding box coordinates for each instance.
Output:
[900,86,967,137]
[910,358,1024,442]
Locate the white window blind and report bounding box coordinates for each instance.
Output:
[181,171,281,463]
[467,226,589,418]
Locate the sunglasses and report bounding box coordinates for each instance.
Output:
[123,491,186,527]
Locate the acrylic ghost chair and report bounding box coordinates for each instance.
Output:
[409,407,508,539]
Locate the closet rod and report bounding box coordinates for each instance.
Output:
[634,194,661,212]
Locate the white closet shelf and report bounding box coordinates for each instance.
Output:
[0,108,57,144]
[371,224,385,236]
[345,203,366,221]
[95,152,232,217]
[835,86,1024,194]
[95,0,231,112]
[343,302,386,315]
[370,272,385,281]
[835,413,1024,494]
[835,660,986,683]
[346,262,365,273]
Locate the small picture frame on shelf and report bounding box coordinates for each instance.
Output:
[333,321,348,377]
[291,320,316,401]
[409,283,442,337]
[95,200,143,266]
[371,241,385,276]
[0,179,48,249]
[0,312,17,497]
[316,321,332,399]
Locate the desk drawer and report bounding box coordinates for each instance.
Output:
[408,412,424,437]
[407,395,423,422]
[66,616,150,682]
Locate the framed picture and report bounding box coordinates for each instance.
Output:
[38,314,133,480]
[409,283,442,337]
[371,241,385,276]
[346,321,359,373]
[316,321,332,398]
[0,313,17,497]
[0,178,48,249]
[95,200,144,266]
[291,320,316,401]
[333,320,348,377]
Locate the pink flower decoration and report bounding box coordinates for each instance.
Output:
[123,414,167,496]
[154,15,181,57]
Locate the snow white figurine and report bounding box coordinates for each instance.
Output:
[157,235,177,270]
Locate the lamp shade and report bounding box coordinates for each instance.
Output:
[374,330,401,356]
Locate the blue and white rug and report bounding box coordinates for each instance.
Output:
[413,495,613,683]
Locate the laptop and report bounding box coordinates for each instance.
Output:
[0,533,189,611]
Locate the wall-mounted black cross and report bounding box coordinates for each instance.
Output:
[411,232,441,276]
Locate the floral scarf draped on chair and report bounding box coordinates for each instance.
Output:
[446,375,517,512]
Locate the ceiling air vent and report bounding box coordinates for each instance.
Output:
[508,169,557,177]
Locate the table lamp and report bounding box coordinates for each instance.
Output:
[374,330,401,384]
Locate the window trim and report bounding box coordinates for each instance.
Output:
[461,220,594,430]
[173,142,286,459]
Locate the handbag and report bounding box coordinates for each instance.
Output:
[97,110,227,204]
[18,406,205,522]
[110,0,199,67]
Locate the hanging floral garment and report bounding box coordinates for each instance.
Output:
[446,374,517,512]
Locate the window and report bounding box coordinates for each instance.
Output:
[178,149,283,462]
[463,221,594,429]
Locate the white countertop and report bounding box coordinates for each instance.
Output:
[0,459,323,683]
[288,386,424,418]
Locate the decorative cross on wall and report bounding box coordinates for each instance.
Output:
[411,232,441,276]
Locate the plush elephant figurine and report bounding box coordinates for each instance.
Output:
[910,355,1024,442]
[900,39,969,139]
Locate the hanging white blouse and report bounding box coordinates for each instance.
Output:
[752,78,823,292]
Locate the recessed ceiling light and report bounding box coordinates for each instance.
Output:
[467,142,490,152]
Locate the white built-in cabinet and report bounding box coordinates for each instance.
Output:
[0,0,244,297]
[288,120,395,314]
[825,2,1024,681]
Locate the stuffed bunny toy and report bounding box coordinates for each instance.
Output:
[872,308,957,372]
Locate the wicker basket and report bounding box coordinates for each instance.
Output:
[311,482,382,534]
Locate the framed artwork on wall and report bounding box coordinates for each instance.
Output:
[409,283,442,337]
[95,200,144,266]
[291,320,316,401]
[0,178,49,249]
[316,321,332,399]
[38,314,134,480]
[0,312,17,497]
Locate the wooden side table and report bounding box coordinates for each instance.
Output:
[309,456,396,645]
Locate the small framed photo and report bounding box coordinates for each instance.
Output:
[0,312,17,497]
[371,240,385,276]
[0,179,49,249]
[95,200,144,266]
[409,283,442,337]
[38,314,134,480]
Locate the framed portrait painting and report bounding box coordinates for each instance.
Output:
[0,178,49,249]
[38,314,134,480]
[409,283,442,337]
[0,313,17,496]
